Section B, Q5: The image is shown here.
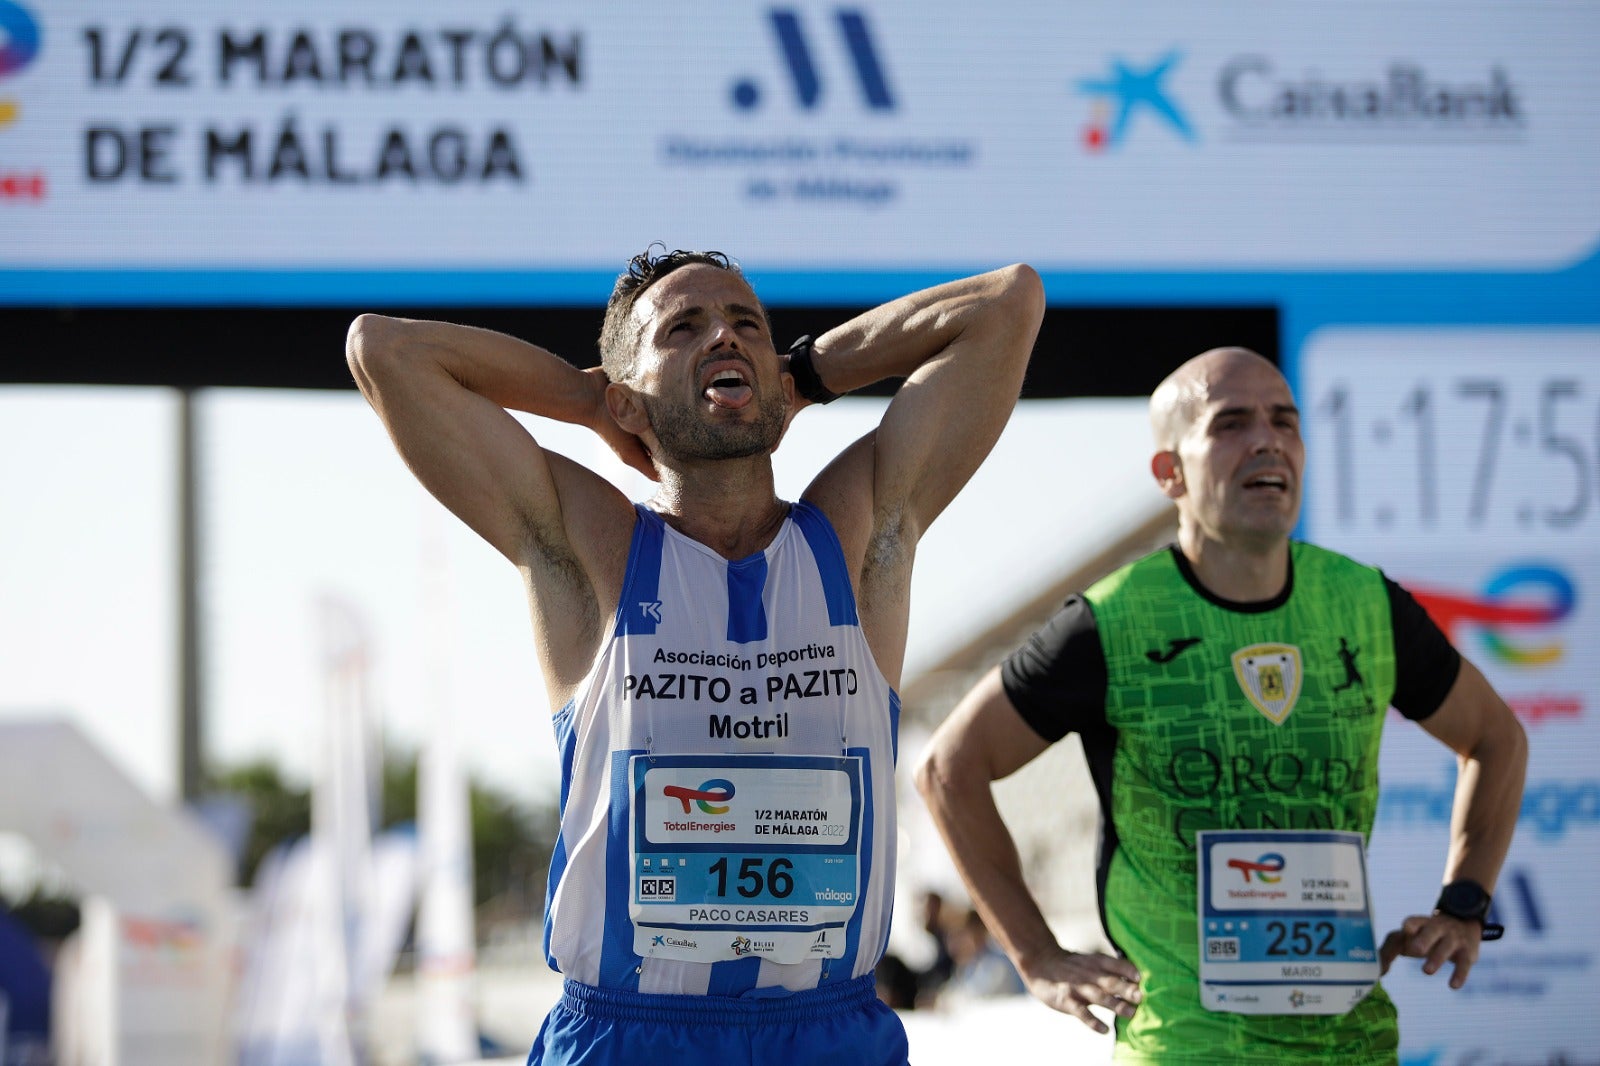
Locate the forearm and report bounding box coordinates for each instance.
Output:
[808,264,1042,396]
[916,753,1061,976]
[1443,715,1528,892]
[347,313,605,429]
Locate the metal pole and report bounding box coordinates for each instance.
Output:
[178,387,203,802]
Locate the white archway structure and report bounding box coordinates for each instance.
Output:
[0,719,236,1066]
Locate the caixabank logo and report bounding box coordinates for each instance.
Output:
[0,0,45,200]
[1216,55,1524,141]
[660,6,975,207]
[1076,50,1196,152]
[1075,46,1526,153]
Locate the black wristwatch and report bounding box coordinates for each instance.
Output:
[786,335,840,405]
[1433,879,1505,941]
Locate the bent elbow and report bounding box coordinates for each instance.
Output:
[913,741,959,811]
[1000,263,1045,323]
[346,313,393,373]
[1468,697,1529,783]
[346,313,419,392]
[986,264,1045,377]
[912,745,939,802]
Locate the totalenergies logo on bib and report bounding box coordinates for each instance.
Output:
[1227,853,1286,884]
[664,779,735,815]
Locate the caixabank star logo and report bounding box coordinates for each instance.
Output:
[1075,49,1196,152]
[0,0,44,200]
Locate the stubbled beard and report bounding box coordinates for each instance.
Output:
[642,388,787,462]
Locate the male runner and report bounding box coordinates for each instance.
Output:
[347,248,1044,1064]
[915,348,1527,1063]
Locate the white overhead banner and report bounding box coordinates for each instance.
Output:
[2,0,1598,284]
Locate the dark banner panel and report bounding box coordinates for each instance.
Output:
[0,305,1279,397]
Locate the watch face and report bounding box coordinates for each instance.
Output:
[1440,881,1490,920]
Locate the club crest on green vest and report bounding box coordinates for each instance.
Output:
[1231,643,1304,724]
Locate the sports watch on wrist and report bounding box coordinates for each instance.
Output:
[1433,879,1505,941]
[786,335,840,405]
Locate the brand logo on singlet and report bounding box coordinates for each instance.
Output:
[639,600,663,622]
[1231,643,1303,724]
[1146,636,1202,663]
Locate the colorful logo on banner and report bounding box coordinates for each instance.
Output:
[121,912,204,956]
[0,1,39,81]
[731,8,895,112]
[0,1,44,200]
[663,779,736,815]
[1076,49,1195,151]
[1410,564,1575,667]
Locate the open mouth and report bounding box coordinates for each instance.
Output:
[1243,472,1289,492]
[702,363,753,408]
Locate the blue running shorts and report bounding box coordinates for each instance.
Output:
[527,974,909,1065]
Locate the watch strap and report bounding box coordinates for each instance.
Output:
[787,335,839,405]
[1434,879,1503,941]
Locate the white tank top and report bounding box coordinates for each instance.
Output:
[542,501,900,997]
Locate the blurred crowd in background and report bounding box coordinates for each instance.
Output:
[876,891,1025,1012]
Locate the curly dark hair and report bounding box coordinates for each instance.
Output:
[597,245,765,382]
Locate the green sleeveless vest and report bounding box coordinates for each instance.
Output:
[1086,542,1402,1064]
